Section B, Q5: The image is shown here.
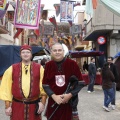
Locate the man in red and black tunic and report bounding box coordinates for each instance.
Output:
[43,43,84,120]
[0,45,47,120]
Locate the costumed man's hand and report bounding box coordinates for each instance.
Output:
[5,107,12,116]
[62,93,72,104]
[52,94,64,105]
[37,102,45,114]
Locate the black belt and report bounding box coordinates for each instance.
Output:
[13,97,40,104]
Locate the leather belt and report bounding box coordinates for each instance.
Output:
[13,97,41,104]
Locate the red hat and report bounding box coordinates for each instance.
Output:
[20,45,32,51]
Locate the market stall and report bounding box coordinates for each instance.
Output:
[82,73,102,85]
[69,50,104,85]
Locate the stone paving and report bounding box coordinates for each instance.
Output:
[0,85,120,120]
[78,85,120,120]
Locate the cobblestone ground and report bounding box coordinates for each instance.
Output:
[0,85,120,120]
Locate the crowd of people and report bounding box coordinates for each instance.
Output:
[0,43,119,120]
[85,56,119,112]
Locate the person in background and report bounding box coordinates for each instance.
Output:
[83,61,88,71]
[42,42,83,120]
[0,45,47,120]
[41,58,47,68]
[101,62,114,112]
[87,57,96,93]
[107,56,119,110]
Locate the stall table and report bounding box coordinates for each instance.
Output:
[82,74,102,85]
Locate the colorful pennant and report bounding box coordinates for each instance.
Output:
[13,28,23,39]
[34,29,40,36]
[49,16,57,31]
[54,4,60,17]
[68,20,72,27]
